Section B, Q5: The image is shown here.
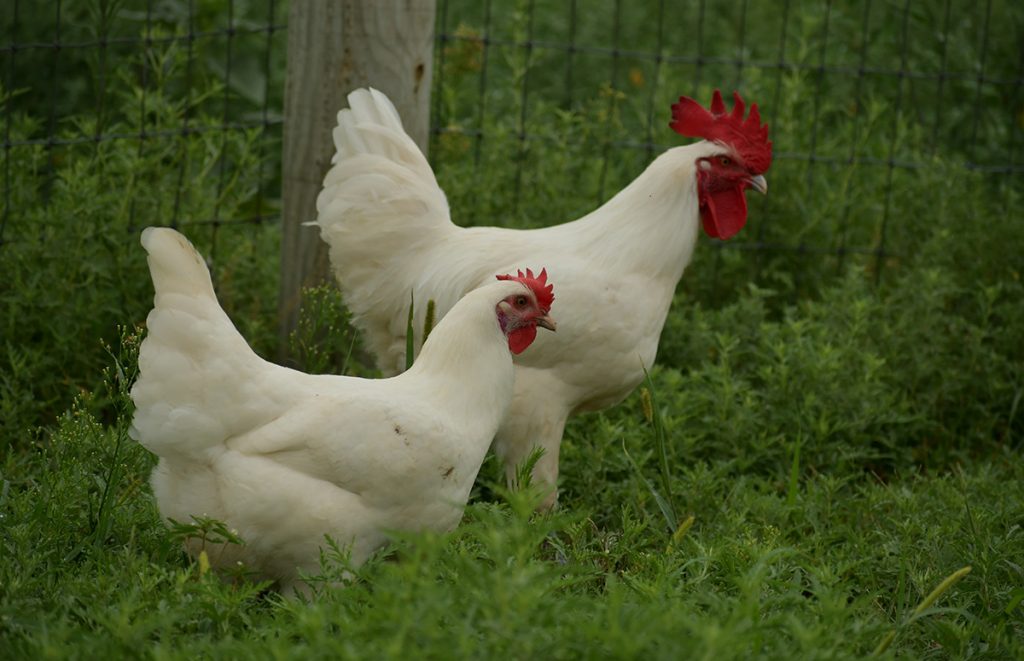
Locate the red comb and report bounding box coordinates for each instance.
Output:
[670,89,772,173]
[496,268,554,312]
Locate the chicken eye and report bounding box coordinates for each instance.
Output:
[515,296,528,307]
[718,155,733,166]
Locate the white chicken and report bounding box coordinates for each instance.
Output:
[129,227,555,595]
[313,88,772,507]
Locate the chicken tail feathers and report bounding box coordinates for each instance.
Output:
[312,88,457,371]
[140,226,222,299]
[130,228,282,461]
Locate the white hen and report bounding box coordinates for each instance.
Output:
[313,87,772,507]
[130,227,555,595]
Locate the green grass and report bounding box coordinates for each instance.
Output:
[2,359,1021,657]
[3,205,1021,656]
[2,0,1024,657]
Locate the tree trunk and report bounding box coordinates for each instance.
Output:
[278,0,436,356]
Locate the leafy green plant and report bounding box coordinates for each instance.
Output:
[2,1,1023,657]
[1,34,280,444]
[874,565,973,656]
[287,285,365,376]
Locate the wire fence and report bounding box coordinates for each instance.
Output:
[3,1,1023,299]
[431,0,1024,296]
[2,0,1021,434]
[1,0,286,263]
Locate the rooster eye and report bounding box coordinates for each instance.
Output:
[718,155,732,166]
[515,296,528,307]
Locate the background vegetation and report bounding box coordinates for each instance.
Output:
[2,0,1022,657]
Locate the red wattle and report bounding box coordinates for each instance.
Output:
[507,325,537,355]
[700,186,749,240]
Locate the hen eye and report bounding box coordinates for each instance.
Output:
[515,296,528,307]
[718,155,733,166]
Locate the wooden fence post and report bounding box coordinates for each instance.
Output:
[278,0,437,355]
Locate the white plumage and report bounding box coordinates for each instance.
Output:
[313,87,770,507]
[130,227,552,595]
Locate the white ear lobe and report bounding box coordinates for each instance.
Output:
[699,160,712,171]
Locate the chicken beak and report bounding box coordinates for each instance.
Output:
[535,314,557,332]
[747,174,768,195]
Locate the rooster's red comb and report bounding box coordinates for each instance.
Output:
[496,268,554,312]
[670,89,772,174]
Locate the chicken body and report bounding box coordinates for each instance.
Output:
[131,228,549,594]
[314,88,767,506]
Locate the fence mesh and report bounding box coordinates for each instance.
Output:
[3,1,1022,300]
[1,0,285,262]
[2,0,1021,435]
[431,0,1023,299]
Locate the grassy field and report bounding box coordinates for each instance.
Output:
[2,0,1023,657]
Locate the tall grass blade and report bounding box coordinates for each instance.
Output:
[667,515,696,553]
[873,565,973,655]
[405,291,415,371]
[640,365,677,529]
[423,299,436,343]
[622,439,677,533]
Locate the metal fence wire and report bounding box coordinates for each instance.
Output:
[431,0,1023,297]
[3,1,1022,300]
[1,0,285,264]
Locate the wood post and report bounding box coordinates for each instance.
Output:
[278,0,436,355]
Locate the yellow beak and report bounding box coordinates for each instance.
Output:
[535,314,557,332]
[747,174,768,195]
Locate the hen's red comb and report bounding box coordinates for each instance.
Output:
[670,89,772,173]
[496,268,554,312]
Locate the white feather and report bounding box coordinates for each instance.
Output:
[131,227,532,594]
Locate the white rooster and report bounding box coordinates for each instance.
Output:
[313,88,772,507]
[130,227,555,595]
